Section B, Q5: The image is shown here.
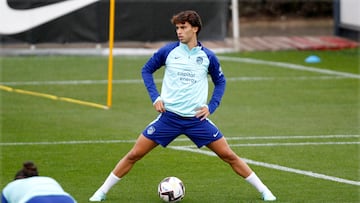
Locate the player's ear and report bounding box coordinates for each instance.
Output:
[192,26,199,34]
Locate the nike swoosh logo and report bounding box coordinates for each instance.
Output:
[0,0,100,35]
[213,131,220,137]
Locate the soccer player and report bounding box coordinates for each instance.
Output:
[89,10,276,202]
[1,161,77,203]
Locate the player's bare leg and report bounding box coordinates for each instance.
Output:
[207,137,276,201]
[90,134,158,201]
[207,137,252,177]
[112,134,158,177]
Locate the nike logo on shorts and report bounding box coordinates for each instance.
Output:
[0,0,100,34]
[213,131,219,137]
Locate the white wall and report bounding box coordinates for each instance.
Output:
[340,0,360,28]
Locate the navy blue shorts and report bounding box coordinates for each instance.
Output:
[142,111,223,148]
[26,195,75,203]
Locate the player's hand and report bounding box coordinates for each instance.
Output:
[196,106,210,121]
[154,100,166,113]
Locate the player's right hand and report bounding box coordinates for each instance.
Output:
[154,100,165,113]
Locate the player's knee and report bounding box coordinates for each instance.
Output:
[218,151,238,163]
[126,150,144,163]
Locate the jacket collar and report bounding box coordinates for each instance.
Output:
[179,42,202,54]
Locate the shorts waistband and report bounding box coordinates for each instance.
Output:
[165,111,196,120]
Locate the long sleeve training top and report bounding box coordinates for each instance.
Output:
[142,42,226,117]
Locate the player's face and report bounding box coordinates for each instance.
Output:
[175,22,198,44]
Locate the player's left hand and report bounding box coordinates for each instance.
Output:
[195,106,210,121]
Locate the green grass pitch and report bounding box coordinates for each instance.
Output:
[1,48,359,202]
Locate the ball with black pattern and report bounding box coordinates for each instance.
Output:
[158,176,185,202]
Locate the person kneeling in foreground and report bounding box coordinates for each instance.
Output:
[89,10,276,202]
[1,161,77,203]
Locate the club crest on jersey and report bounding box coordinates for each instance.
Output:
[196,57,203,65]
[147,126,156,135]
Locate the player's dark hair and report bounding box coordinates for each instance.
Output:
[14,161,39,180]
[171,10,202,35]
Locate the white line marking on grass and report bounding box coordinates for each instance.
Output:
[229,141,360,147]
[225,75,348,82]
[0,79,144,86]
[169,146,360,186]
[225,134,360,140]
[176,141,360,148]
[1,134,358,146]
[2,56,358,86]
[2,135,359,186]
[0,75,350,86]
[0,139,137,146]
[219,56,360,79]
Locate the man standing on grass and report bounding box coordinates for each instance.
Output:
[89,10,276,202]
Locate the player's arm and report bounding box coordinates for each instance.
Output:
[141,58,161,104]
[207,55,226,114]
[196,61,225,119]
[142,43,178,110]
